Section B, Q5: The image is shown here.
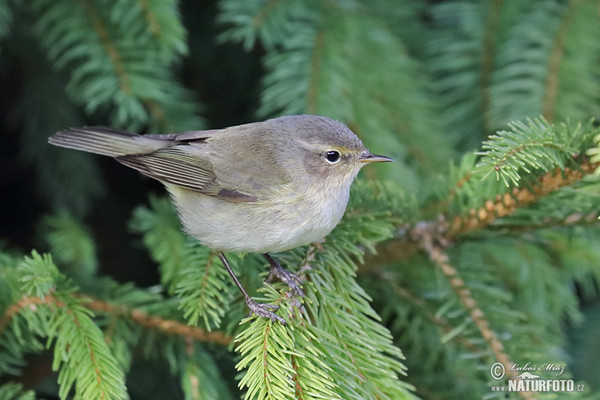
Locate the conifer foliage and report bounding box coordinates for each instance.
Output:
[1,0,600,399]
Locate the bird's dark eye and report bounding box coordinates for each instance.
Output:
[325,150,341,164]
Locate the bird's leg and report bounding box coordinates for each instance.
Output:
[217,252,286,325]
[264,253,304,297]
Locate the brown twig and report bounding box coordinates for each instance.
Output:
[79,0,174,132]
[411,223,535,400]
[138,0,162,37]
[0,295,58,334]
[542,1,578,121]
[0,294,112,399]
[480,0,504,132]
[447,160,598,236]
[0,294,232,346]
[79,0,131,94]
[85,297,232,346]
[363,159,599,269]
[306,29,325,114]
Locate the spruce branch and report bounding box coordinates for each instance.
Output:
[134,0,188,58]
[84,297,232,346]
[488,1,566,129]
[42,211,98,279]
[489,1,600,129]
[31,0,202,131]
[235,288,314,400]
[428,1,493,145]
[181,345,235,400]
[301,249,412,399]
[2,251,235,399]
[305,28,325,115]
[1,295,125,399]
[480,0,503,132]
[218,0,312,51]
[410,224,533,400]
[475,118,578,186]
[0,293,232,354]
[78,0,131,96]
[130,195,186,290]
[231,186,412,399]
[553,0,600,122]
[0,295,53,336]
[448,159,598,236]
[2,251,128,400]
[542,1,576,121]
[365,156,598,270]
[48,294,127,400]
[0,382,38,400]
[363,118,600,285]
[175,249,236,329]
[377,277,480,355]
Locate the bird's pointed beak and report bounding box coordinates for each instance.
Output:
[359,152,394,164]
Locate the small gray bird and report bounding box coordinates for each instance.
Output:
[49,115,393,323]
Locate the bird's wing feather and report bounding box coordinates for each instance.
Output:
[145,129,221,142]
[116,147,260,203]
[116,147,215,192]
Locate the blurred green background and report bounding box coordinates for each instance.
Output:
[1,0,600,398]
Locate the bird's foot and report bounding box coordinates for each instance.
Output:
[245,298,287,325]
[266,261,304,297]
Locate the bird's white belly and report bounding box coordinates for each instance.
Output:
[167,184,350,253]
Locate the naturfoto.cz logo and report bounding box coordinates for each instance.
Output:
[489,362,586,393]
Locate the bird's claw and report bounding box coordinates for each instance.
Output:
[245,298,287,325]
[267,264,304,297]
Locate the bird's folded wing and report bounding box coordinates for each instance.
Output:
[117,148,215,191]
[116,148,259,203]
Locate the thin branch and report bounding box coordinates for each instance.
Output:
[480,0,504,132]
[79,0,174,131]
[70,301,109,400]
[0,294,232,346]
[363,158,598,269]
[0,295,56,335]
[411,224,533,400]
[251,0,283,30]
[306,28,325,114]
[85,297,232,346]
[432,249,536,400]
[487,210,599,234]
[0,295,113,399]
[447,159,597,236]
[79,0,131,94]
[137,0,162,37]
[482,140,573,176]
[431,247,512,371]
[184,338,201,400]
[542,2,578,121]
[146,99,173,133]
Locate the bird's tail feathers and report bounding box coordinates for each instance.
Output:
[49,127,161,157]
